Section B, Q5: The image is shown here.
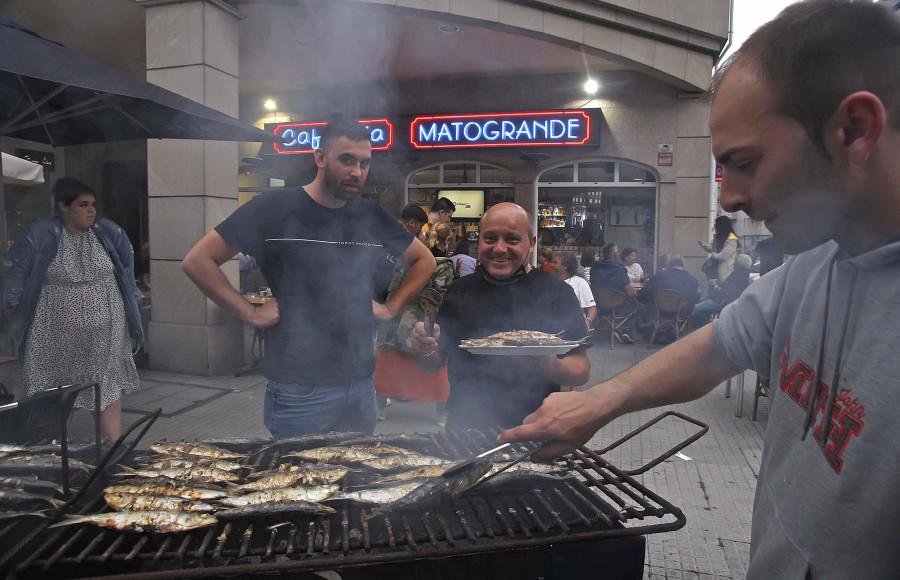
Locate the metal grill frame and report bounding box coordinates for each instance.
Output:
[4,411,708,579]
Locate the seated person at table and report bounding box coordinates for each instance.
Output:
[590,242,641,343]
[410,203,590,431]
[693,254,752,326]
[637,254,699,340]
[620,247,644,283]
[553,252,596,331]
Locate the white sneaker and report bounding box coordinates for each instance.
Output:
[384,398,392,407]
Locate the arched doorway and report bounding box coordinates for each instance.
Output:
[406,161,514,247]
[536,159,658,269]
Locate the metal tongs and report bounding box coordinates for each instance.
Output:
[443,440,550,488]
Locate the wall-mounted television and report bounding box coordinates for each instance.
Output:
[439,190,485,219]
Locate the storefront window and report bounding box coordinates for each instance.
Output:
[442,163,477,184]
[410,166,440,185]
[537,160,658,271]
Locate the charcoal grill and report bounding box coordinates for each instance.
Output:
[2,411,707,579]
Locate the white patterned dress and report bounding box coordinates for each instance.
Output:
[23,228,140,411]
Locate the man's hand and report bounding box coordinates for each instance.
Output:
[372,300,398,322]
[499,390,609,460]
[248,297,280,328]
[410,320,441,355]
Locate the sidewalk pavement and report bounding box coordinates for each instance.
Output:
[66,339,767,580]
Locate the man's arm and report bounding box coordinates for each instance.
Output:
[373,239,435,322]
[182,230,279,328]
[499,324,740,459]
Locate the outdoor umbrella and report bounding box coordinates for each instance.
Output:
[1,152,43,186]
[0,19,279,253]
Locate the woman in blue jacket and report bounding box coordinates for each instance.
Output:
[2,178,143,441]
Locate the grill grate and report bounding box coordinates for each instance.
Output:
[5,414,707,579]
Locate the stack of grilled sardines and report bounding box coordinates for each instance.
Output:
[0,443,95,520]
[53,433,566,533]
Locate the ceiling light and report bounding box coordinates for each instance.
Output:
[264,99,277,111]
[438,24,460,33]
[583,78,599,95]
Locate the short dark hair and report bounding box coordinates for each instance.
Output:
[430,197,456,214]
[560,253,579,277]
[455,238,470,255]
[712,1,900,152]
[620,247,637,260]
[580,248,596,268]
[400,203,427,223]
[53,177,93,209]
[601,242,618,261]
[319,116,371,149]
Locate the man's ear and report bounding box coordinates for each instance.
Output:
[313,148,327,169]
[827,91,885,165]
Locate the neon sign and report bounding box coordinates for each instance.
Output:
[410,110,591,149]
[272,119,393,154]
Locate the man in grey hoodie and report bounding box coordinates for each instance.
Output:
[501,2,900,578]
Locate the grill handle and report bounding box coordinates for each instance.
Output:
[593,411,709,476]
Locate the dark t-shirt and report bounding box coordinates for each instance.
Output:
[639,268,700,305]
[216,188,414,384]
[437,268,590,430]
[589,260,630,294]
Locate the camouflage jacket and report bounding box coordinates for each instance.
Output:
[378,256,454,353]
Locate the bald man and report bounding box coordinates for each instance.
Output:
[411,203,590,430]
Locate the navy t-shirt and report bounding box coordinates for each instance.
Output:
[216,188,414,384]
[437,268,590,430]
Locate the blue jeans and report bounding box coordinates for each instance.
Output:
[263,375,377,438]
[693,299,721,326]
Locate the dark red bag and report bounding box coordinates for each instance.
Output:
[375,346,448,402]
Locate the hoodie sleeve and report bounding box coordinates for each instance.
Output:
[713,260,790,378]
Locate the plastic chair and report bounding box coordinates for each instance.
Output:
[648,290,693,348]
[752,374,770,421]
[593,287,636,350]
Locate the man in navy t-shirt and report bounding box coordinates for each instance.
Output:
[183,118,435,437]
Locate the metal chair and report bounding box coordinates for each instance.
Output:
[752,374,770,421]
[648,290,693,348]
[592,287,636,350]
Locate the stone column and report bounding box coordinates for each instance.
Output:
[142,0,243,374]
[674,95,714,282]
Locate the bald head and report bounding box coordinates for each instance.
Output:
[478,203,536,281]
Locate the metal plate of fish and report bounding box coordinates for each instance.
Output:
[460,330,583,355]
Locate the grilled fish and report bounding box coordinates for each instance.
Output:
[375,460,493,514]
[0,476,64,496]
[117,465,239,483]
[468,471,576,495]
[218,485,339,508]
[359,454,454,473]
[460,330,579,347]
[484,461,562,477]
[257,432,365,454]
[226,471,313,494]
[149,442,245,460]
[0,454,94,472]
[287,446,379,464]
[104,492,218,513]
[140,456,244,472]
[246,463,349,485]
[0,488,63,509]
[0,511,49,521]
[104,479,229,501]
[338,433,435,448]
[367,464,456,485]
[327,482,425,505]
[51,510,218,533]
[216,500,336,520]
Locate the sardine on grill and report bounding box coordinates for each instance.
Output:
[0,476,64,496]
[327,482,426,505]
[374,460,493,514]
[139,456,244,473]
[149,441,245,460]
[104,478,229,501]
[286,446,380,464]
[51,510,218,533]
[0,488,63,509]
[116,465,239,483]
[359,454,455,473]
[365,464,456,486]
[216,500,336,520]
[217,484,338,508]
[246,463,349,485]
[104,492,218,513]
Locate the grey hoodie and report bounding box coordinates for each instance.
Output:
[715,238,900,579]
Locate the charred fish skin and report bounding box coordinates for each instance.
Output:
[104,492,218,513]
[327,482,425,505]
[0,488,63,508]
[51,510,218,533]
[103,478,228,501]
[216,500,336,520]
[288,446,379,464]
[217,484,339,508]
[149,441,245,460]
[246,463,349,485]
[375,460,493,514]
[139,456,244,473]
[225,471,310,494]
